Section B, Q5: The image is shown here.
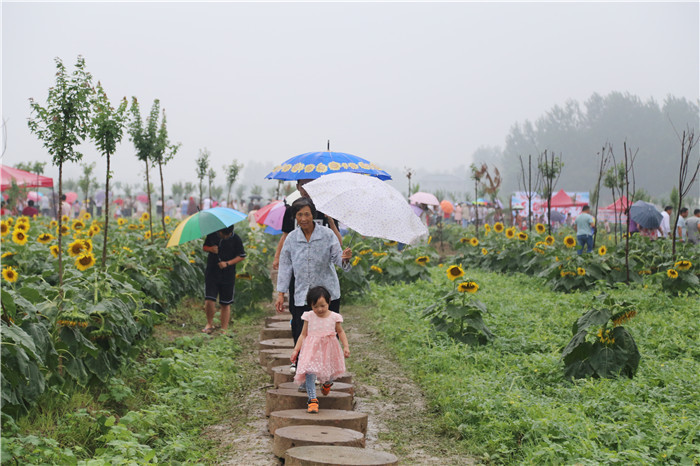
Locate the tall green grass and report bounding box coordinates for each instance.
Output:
[364,269,699,464]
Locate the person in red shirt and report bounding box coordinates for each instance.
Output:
[22,200,39,217]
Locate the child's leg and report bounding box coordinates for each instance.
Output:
[305,373,317,400]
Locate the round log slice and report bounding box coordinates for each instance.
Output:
[265,389,352,416]
[278,381,354,396]
[260,327,293,340]
[259,338,294,351]
[284,446,398,465]
[273,425,364,458]
[267,321,291,329]
[266,314,291,325]
[268,409,368,435]
[260,348,293,367]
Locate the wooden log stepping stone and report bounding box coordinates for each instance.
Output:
[265,389,352,416]
[267,321,290,329]
[271,366,353,388]
[260,348,293,367]
[260,327,293,340]
[259,338,294,351]
[278,381,354,396]
[272,426,364,458]
[268,409,368,436]
[266,314,290,326]
[284,446,398,465]
[266,355,294,374]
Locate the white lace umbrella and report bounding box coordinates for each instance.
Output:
[304,172,429,245]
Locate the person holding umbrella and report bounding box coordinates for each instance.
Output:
[275,198,352,373]
[201,225,246,334]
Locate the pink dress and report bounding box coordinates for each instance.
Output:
[294,311,346,385]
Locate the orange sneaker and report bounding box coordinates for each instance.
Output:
[307,398,319,414]
[321,382,333,396]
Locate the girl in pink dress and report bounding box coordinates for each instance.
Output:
[291,286,350,414]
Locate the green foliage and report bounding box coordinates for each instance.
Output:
[364,270,700,463]
[562,294,640,379]
[195,148,210,205]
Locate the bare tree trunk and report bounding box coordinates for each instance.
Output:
[101,149,111,270]
[474,178,479,239]
[58,163,64,303]
[592,145,607,248]
[159,161,166,233]
[623,142,630,284]
[145,160,153,242]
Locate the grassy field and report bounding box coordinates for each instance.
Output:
[361,268,700,464]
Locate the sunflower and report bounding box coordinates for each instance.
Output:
[144,231,152,240]
[446,265,465,281]
[81,239,93,253]
[16,216,30,225]
[674,260,692,271]
[128,224,139,230]
[359,249,373,255]
[351,256,361,267]
[140,212,150,222]
[577,267,586,276]
[458,281,479,293]
[481,247,488,255]
[415,255,430,265]
[58,225,70,236]
[493,222,504,233]
[13,222,29,233]
[61,215,70,223]
[122,246,133,253]
[72,220,85,231]
[75,253,96,271]
[564,236,576,248]
[370,265,383,273]
[235,272,252,280]
[666,269,678,279]
[533,246,545,255]
[598,245,607,256]
[372,252,387,257]
[50,245,60,258]
[50,220,58,229]
[535,223,546,234]
[12,230,28,246]
[517,232,528,241]
[484,224,491,232]
[117,218,127,226]
[505,228,515,239]
[470,237,479,247]
[67,239,87,257]
[89,224,101,235]
[384,240,397,247]
[37,233,54,244]
[5,217,13,226]
[545,235,555,245]
[2,266,18,283]
[164,216,172,224]
[1,252,13,259]
[81,212,91,221]
[460,237,470,244]
[0,221,9,236]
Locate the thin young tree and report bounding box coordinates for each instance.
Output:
[128,98,161,239]
[621,141,638,283]
[537,150,563,235]
[604,161,625,244]
[28,56,93,300]
[591,144,612,247]
[518,154,541,232]
[224,160,243,204]
[153,110,180,232]
[207,168,216,202]
[671,129,700,258]
[78,162,96,205]
[195,149,210,208]
[90,82,128,270]
[470,163,487,239]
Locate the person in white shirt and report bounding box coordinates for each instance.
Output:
[202,197,212,210]
[659,206,672,238]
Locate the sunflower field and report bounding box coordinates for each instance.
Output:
[0,213,276,415]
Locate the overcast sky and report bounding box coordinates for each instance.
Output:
[2,1,699,193]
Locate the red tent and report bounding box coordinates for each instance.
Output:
[601,196,630,212]
[1,165,54,191]
[549,189,574,208]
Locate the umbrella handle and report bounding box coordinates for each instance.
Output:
[345,230,357,248]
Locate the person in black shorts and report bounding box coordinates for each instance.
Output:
[202,225,246,334]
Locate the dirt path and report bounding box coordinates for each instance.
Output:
[205,302,475,465]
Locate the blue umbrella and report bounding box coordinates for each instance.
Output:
[265,151,391,181]
[629,200,662,229]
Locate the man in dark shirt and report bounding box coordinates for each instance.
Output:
[22,200,39,217]
[202,225,246,334]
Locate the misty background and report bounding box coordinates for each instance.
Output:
[2,2,699,205]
